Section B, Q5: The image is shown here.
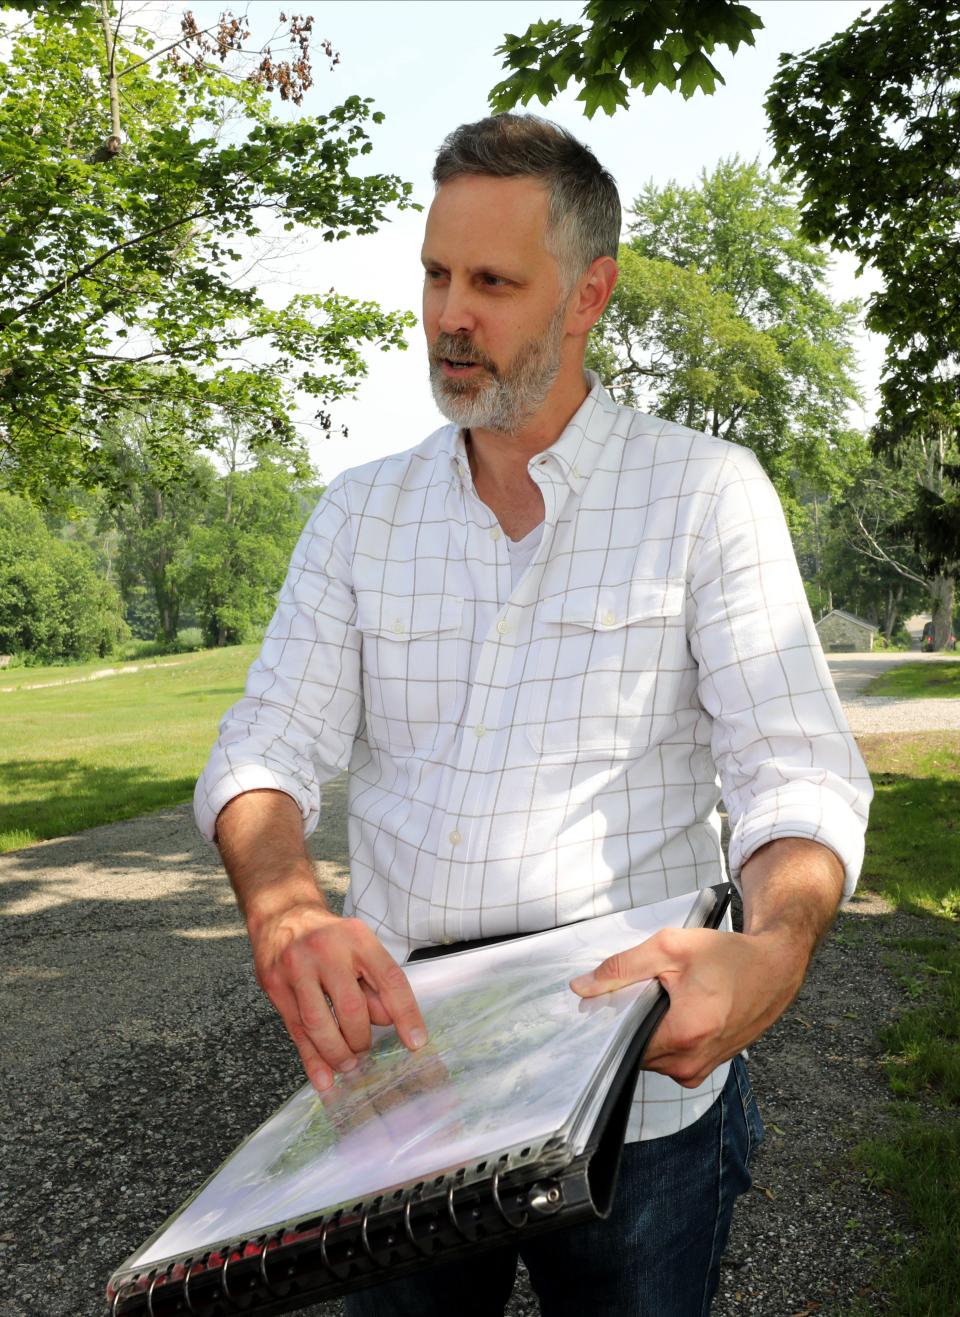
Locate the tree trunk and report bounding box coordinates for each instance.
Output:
[883,581,905,641]
[929,574,956,650]
[155,581,179,643]
[151,556,179,643]
[159,602,177,643]
[98,0,123,143]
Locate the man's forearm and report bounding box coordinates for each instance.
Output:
[214,786,427,1089]
[215,788,329,934]
[739,836,845,996]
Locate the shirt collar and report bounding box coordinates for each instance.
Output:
[444,370,618,494]
[533,370,618,493]
[449,429,472,487]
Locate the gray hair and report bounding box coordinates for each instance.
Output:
[432,114,621,290]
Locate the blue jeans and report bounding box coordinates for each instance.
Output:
[345,1055,764,1317]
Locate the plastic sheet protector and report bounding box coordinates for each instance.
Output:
[125,889,703,1271]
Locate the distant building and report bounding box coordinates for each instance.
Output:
[815,609,879,653]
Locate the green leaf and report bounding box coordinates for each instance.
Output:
[678,50,721,99]
[577,72,631,119]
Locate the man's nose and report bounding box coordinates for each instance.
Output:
[436,281,477,337]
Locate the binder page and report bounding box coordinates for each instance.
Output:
[123,889,702,1273]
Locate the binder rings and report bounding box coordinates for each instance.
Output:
[106,883,731,1316]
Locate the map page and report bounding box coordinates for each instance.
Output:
[122,889,703,1271]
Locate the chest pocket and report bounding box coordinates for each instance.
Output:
[355,591,466,757]
[525,579,686,759]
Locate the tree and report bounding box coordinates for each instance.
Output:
[767,0,960,646]
[856,376,960,646]
[589,159,862,515]
[0,4,416,504]
[0,492,128,661]
[102,407,217,644]
[792,442,928,640]
[96,394,320,646]
[174,456,314,648]
[871,368,960,648]
[489,0,763,118]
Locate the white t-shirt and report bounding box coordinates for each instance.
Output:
[506,522,544,591]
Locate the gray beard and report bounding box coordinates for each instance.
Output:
[428,302,567,434]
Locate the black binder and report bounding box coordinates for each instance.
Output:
[106,884,731,1316]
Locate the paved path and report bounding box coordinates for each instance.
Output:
[0,788,356,1317]
[824,649,956,700]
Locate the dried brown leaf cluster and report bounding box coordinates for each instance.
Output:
[166,9,338,106]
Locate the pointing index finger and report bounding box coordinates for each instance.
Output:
[360,946,428,1050]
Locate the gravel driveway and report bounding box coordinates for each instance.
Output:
[826,652,960,734]
[1,664,950,1316]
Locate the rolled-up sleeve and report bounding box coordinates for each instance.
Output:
[687,448,872,898]
[193,477,363,842]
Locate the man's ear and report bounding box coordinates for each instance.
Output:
[566,256,619,336]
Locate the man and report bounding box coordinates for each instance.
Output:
[195,114,871,1316]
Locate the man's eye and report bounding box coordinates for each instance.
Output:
[481,274,507,287]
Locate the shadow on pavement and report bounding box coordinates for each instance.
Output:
[0,777,351,1317]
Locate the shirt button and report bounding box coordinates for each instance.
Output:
[490,526,501,541]
[496,619,508,635]
[473,724,486,738]
[448,830,462,846]
[392,619,405,634]
[603,610,616,626]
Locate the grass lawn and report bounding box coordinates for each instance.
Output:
[865,660,960,699]
[0,644,257,851]
[849,732,960,1316]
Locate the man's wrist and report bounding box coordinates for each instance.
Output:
[214,788,329,936]
[242,866,332,938]
[740,925,812,1000]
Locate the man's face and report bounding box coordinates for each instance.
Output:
[421,175,570,433]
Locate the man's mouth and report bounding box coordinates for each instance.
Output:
[441,358,483,375]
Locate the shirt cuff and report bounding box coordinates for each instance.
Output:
[727,783,866,900]
[193,763,320,843]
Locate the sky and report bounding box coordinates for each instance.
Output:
[182,1,883,483]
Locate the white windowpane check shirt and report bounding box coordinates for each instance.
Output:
[195,372,872,1141]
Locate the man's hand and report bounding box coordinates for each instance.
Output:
[570,837,845,1087]
[250,900,427,1092]
[215,789,427,1091]
[570,925,805,1087]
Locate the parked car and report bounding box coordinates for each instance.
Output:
[922,621,957,651]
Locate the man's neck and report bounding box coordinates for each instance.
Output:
[464,367,590,541]
[466,367,590,486]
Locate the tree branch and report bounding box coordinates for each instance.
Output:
[850,507,928,587]
[116,23,224,80]
[3,205,222,324]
